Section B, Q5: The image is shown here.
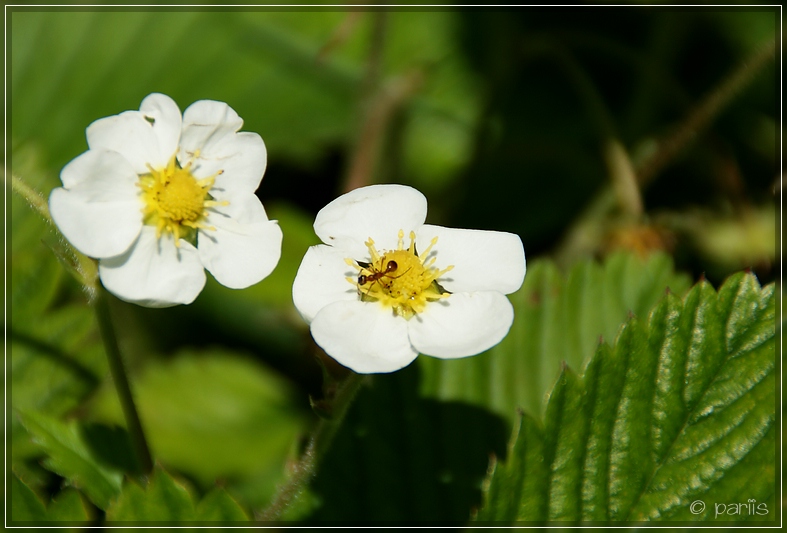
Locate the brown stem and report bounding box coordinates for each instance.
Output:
[342,71,424,193]
[637,35,777,186]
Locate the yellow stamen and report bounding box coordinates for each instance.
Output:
[138,153,225,246]
[346,229,454,319]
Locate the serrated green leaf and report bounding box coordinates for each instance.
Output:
[195,488,250,521]
[45,488,92,522]
[474,273,776,523]
[10,473,47,522]
[105,468,250,523]
[420,251,692,422]
[105,467,196,522]
[11,480,92,524]
[17,411,124,510]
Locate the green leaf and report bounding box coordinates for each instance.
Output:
[474,272,776,523]
[11,304,105,463]
[282,252,691,522]
[420,251,692,422]
[10,473,47,521]
[195,488,250,521]
[86,349,309,509]
[105,467,250,522]
[10,11,479,185]
[17,411,124,510]
[288,367,509,522]
[11,477,92,524]
[105,467,196,522]
[45,489,92,522]
[9,144,106,467]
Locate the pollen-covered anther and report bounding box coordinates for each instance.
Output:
[139,154,226,246]
[352,228,453,319]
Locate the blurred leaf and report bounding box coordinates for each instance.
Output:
[10,143,66,322]
[11,304,105,462]
[11,481,93,524]
[474,272,775,523]
[18,411,124,510]
[659,204,776,279]
[10,473,47,521]
[195,488,250,521]
[105,467,250,522]
[420,251,692,422]
[105,467,195,522]
[10,11,359,169]
[11,11,481,195]
[46,488,92,522]
[288,367,509,522]
[10,144,107,463]
[86,349,308,509]
[386,12,482,192]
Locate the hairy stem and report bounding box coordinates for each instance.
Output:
[9,173,53,223]
[257,371,365,521]
[8,173,99,299]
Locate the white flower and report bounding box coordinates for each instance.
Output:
[292,184,526,374]
[49,93,282,307]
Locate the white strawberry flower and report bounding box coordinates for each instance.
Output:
[292,184,526,374]
[49,93,282,307]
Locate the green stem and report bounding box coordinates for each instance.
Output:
[257,371,365,521]
[94,288,154,476]
[9,174,152,473]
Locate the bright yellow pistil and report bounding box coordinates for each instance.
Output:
[138,154,226,246]
[346,229,454,319]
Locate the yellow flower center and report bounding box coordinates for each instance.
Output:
[138,153,226,246]
[346,229,454,319]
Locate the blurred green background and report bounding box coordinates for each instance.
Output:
[8,5,779,522]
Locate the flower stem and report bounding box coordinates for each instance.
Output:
[94,288,154,476]
[257,371,365,521]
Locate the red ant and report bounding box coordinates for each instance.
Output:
[356,260,410,299]
[358,260,398,286]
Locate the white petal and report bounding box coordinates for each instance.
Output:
[313,184,428,258]
[310,300,419,373]
[408,291,514,359]
[292,245,360,323]
[86,97,179,173]
[185,132,267,198]
[59,149,136,189]
[179,100,241,154]
[98,227,206,308]
[197,196,282,289]
[416,224,526,295]
[139,93,182,162]
[49,150,143,258]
